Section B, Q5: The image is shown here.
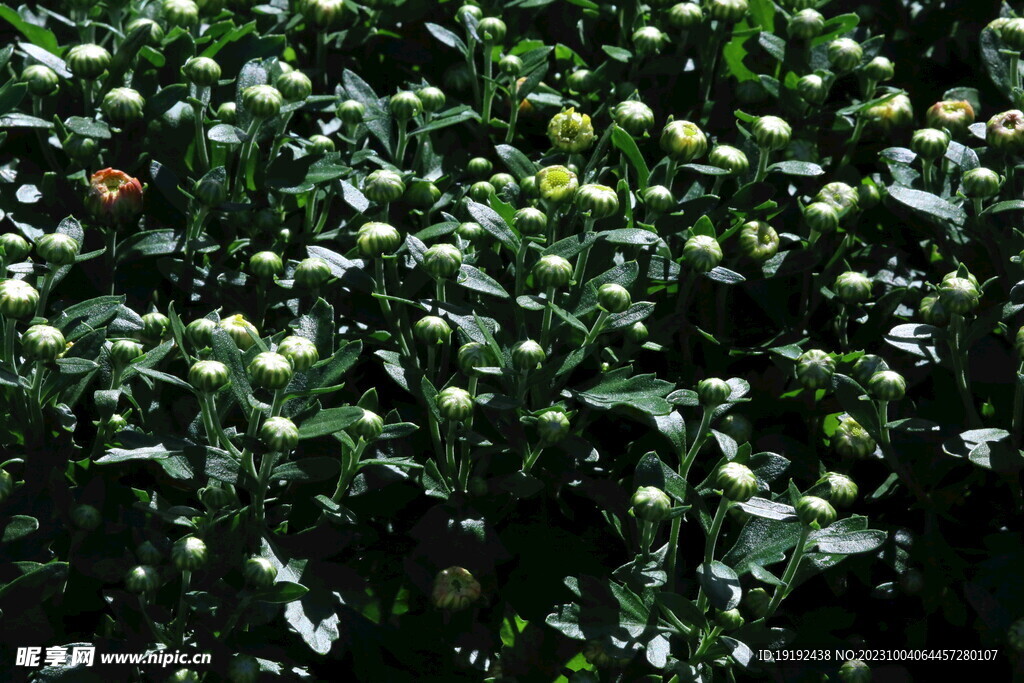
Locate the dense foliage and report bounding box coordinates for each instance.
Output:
[0,0,1022,680]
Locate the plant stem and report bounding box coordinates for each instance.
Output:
[1014,361,1024,446]
[2,319,16,369]
[192,89,210,173]
[331,439,367,504]
[921,158,933,193]
[481,41,496,127]
[839,116,866,168]
[106,229,118,295]
[1011,52,1022,94]
[199,393,220,449]
[505,81,521,144]
[571,218,597,285]
[541,287,556,353]
[698,23,726,114]
[766,526,811,617]
[522,444,545,473]
[35,270,55,319]
[754,148,770,183]
[948,314,982,428]
[513,238,529,335]
[394,118,410,165]
[174,570,192,646]
[233,118,263,200]
[445,421,459,490]
[374,259,411,357]
[696,498,730,612]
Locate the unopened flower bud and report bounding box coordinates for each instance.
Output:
[795,349,834,389]
[135,540,163,565]
[668,2,703,30]
[613,100,655,137]
[683,235,723,273]
[22,64,59,97]
[432,566,481,610]
[1003,17,1024,51]
[416,86,446,113]
[533,255,573,289]
[817,472,858,508]
[139,312,170,345]
[184,318,215,350]
[833,416,875,458]
[642,185,675,213]
[260,416,299,451]
[926,100,975,137]
[422,243,463,279]
[797,74,829,105]
[837,660,871,683]
[716,462,758,502]
[219,314,259,350]
[87,168,144,224]
[163,0,199,27]
[744,587,770,618]
[514,207,548,235]
[0,279,38,319]
[828,38,863,73]
[242,84,283,119]
[389,91,423,121]
[661,120,707,161]
[363,169,405,203]
[278,335,318,371]
[788,9,823,40]
[718,413,752,444]
[852,355,888,385]
[248,352,294,390]
[512,339,545,371]
[23,325,65,362]
[244,557,278,589]
[868,370,905,401]
[36,233,80,266]
[962,167,1002,198]
[125,565,160,593]
[66,43,111,79]
[598,283,631,313]
[697,377,731,407]
[796,495,836,527]
[499,55,523,75]
[708,145,749,175]
[437,386,474,421]
[834,272,872,305]
[226,654,260,683]
[249,251,284,279]
[468,181,495,202]
[189,360,230,392]
[863,56,894,82]
[547,108,595,153]
[337,99,365,126]
[71,503,101,530]
[716,608,745,631]
[938,276,980,315]
[738,221,778,261]
[356,221,401,257]
[182,57,221,87]
[864,93,914,133]
[0,233,30,263]
[752,115,791,151]
[911,128,950,161]
[457,342,495,376]
[414,315,452,345]
[350,408,384,441]
[293,257,332,289]
[631,486,672,522]
[467,157,493,178]
[626,321,648,344]
[632,26,666,56]
[707,0,748,23]
[536,409,570,445]
[172,536,207,571]
[816,182,859,220]
[304,0,345,26]
[109,339,144,369]
[478,17,506,42]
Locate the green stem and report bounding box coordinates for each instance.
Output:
[174,570,192,646]
[948,314,982,428]
[541,287,556,353]
[571,218,597,284]
[184,207,210,262]
[466,36,480,110]
[1013,361,1024,446]
[394,118,410,165]
[754,147,770,183]
[696,498,730,612]
[839,116,867,168]
[522,444,545,474]
[1011,52,1022,94]
[698,23,726,114]
[240,404,263,487]
[505,81,521,144]
[766,526,811,617]
[582,310,610,347]
[514,238,529,336]
[375,259,411,357]
[3,319,15,370]
[664,157,678,190]
[330,440,368,504]
[32,98,61,175]
[481,41,495,127]
[233,118,263,200]
[921,159,933,193]
[106,229,118,295]
[35,271,54,319]
[445,421,459,490]
[29,361,45,435]
[192,91,210,173]
[270,388,285,418]
[199,393,220,449]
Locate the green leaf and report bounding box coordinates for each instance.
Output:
[64,116,112,140]
[811,529,886,555]
[7,15,59,53]
[697,561,742,610]
[425,22,468,55]
[456,264,510,298]
[297,406,363,439]
[887,184,966,226]
[735,497,797,521]
[0,561,68,602]
[465,200,520,251]
[270,458,340,482]
[422,459,451,499]
[2,515,38,543]
[251,581,309,604]
[568,366,674,415]
[208,123,247,144]
[723,516,801,575]
[495,144,539,180]
[411,105,479,135]
[611,125,650,189]
[602,45,633,62]
[767,161,824,177]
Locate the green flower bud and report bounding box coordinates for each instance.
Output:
[169,670,199,683]
[752,115,791,151]
[547,108,595,153]
[744,587,770,618]
[816,181,860,220]
[536,165,579,203]
[469,181,495,202]
[642,185,675,213]
[911,128,950,161]
[926,100,975,137]
[109,339,144,369]
[456,221,485,243]
[350,408,384,441]
[182,57,221,87]
[437,386,474,421]
[139,312,170,345]
[0,279,39,319]
[715,608,745,631]
[865,93,914,133]
[136,540,163,565]
[833,415,876,458]
[36,233,80,266]
[804,201,840,234]
[125,565,161,593]
[357,222,401,257]
[661,120,707,161]
[293,257,332,289]
[863,56,894,82]
[260,416,299,451]
[199,483,237,510]
[197,0,224,16]
[566,68,596,93]
[707,0,748,23]
[852,354,889,385]
[432,566,481,610]
[278,335,318,371]
[404,180,440,208]
[858,180,881,209]
[938,276,980,315]
[66,43,111,79]
[718,413,752,444]
[697,377,731,407]
[796,495,836,527]
[249,251,284,279]
[837,660,871,683]
[0,468,13,503]
[193,173,227,208]
[216,101,237,123]
[576,184,619,219]
[598,283,631,313]
[457,342,495,376]
[517,172,537,196]
[499,54,523,75]
[610,101,655,139]
[244,557,278,589]
[632,26,667,56]
[248,352,294,390]
[456,4,482,25]
[1003,17,1024,51]
[797,74,829,105]
[716,462,758,502]
[668,2,703,30]
[512,339,545,371]
[708,145,749,175]
[817,472,858,508]
[796,349,834,390]
[23,325,65,362]
[126,18,165,44]
[828,38,863,73]
[227,655,260,683]
[22,64,59,97]
[962,167,1002,198]
[163,0,199,26]
[242,84,283,119]
[185,318,216,349]
[478,17,506,42]
[514,207,548,235]
[0,233,31,263]
[107,413,128,433]
[274,70,311,102]
[219,314,259,350]
[71,503,101,530]
[189,360,230,392]
[683,235,723,273]
[490,173,517,192]
[533,255,573,289]
[416,86,446,113]
[536,409,570,445]
[389,91,423,121]
[304,0,345,26]
[467,157,493,178]
[363,169,405,203]
[834,271,872,305]
[171,536,207,571]
[414,315,452,345]
[337,99,365,126]
[788,9,824,40]
[631,486,672,522]
[868,370,906,400]
[624,322,648,345]
[422,243,463,279]
[738,220,779,261]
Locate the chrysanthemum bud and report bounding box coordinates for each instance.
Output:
[432,566,481,610]
[797,74,829,105]
[817,472,858,508]
[242,84,283,119]
[135,540,163,565]
[23,325,65,362]
[127,17,164,43]
[478,17,506,42]
[456,221,485,243]
[414,315,452,345]
[613,101,655,137]
[566,68,596,93]
[163,0,199,26]
[87,168,144,225]
[837,659,871,683]
[796,495,836,527]
[512,339,545,371]
[437,386,474,421]
[795,349,834,390]
[744,587,770,618]
[184,318,216,349]
[248,251,283,279]
[850,356,887,387]
[22,64,59,97]
[801,202,839,236]
[363,169,405,203]
[707,0,748,23]
[828,38,863,73]
[260,416,299,451]
[536,409,570,445]
[492,176,517,195]
[0,279,38,319]
[533,255,573,289]
[863,56,894,82]
[457,342,495,376]
[833,272,872,305]
[139,312,170,345]
[356,222,401,257]
[468,181,495,202]
[404,178,438,206]
[1002,17,1024,51]
[66,43,111,79]
[788,9,823,40]
[189,360,230,392]
[337,99,365,126]
[864,93,913,132]
[183,57,221,87]
[547,108,595,153]
[697,378,731,407]
[109,339,144,370]
[716,462,758,502]
[293,257,332,289]
[244,557,278,589]
[716,608,745,631]
[36,233,80,266]
[911,128,950,162]
[926,100,975,137]
[752,115,791,151]
[631,486,672,522]
[248,352,294,390]
[536,165,579,203]
[0,233,30,263]
[668,2,703,30]
[961,167,1002,198]
[71,503,101,530]
[575,185,619,220]
[219,314,259,350]
[125,565,160,593]
[938,276,980,315]
[738,221,779,261]
[467,157,493,178]
[661,120,707,161]
[868,370,905,400]
[642,185,674,213]
[172,536,207,571]
[513,207,548,236]
[816,182,859,221]
[456,3,482,24]
[597,283,631,313]
[632,26,666,56]
[415,86,446,113]
[226,654,260,683]
[278,336,318,371]
[349,408,384,441]
[389,90,423,121]
[304,0,345,26]
[422,244,463,279]
[833,416,876,458]
[199,484,236,510]
[683,235,723,273]
[708,145,749,175]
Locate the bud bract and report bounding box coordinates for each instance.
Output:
[432,566,481,610]
[642,185,675,212]
[189,360,230,392]
[514,207,548,235]
[0,233,31,263]
[87,168,144,224]
[697,377,731,407]
[752,115,791,151]
[817,472,858,508]
[834,272,873,304]
[668,2,703,30]
[172,536,207,571]
[577,184,619,218]
[911,128,950,161]
[796,349,834,389]
[389,91,423,121]
[683,235,723,273]
[249,251,284,279]
[437,386,474,421]
[536,409,570,445]
[163,0,200,27]
[278,335,319,371]
[632,26,666,56]
[631,486,672,522]
[512,340,545,371]
[788,9,824,40]
[219,314,259,350]
[796,495,837,528]
[36,233,80,266]
[260,416,299,451]
[533,255,573,289]
[350,408,384,441]
[868,370,906,401]
[716,462,758,502]
[66,44,111,79]
[22,64,59,97]
[738,221,779,261]
[125,565,160,593]
[961,167,1002,198]
[478,17,506,42]
[71,503,101,531]
[660,120,707,161]
[422,243,463,279]
[242,84,283,119]
[0,279,39,319]
[293,257,332,289]
[708,145,749,175]
[23,325,65,362]
[598,283,631,313]
[244,557,278,589]
[248,352,294,390]
[938,276,980,315]
[363,169,406,203]
[414,315,452,345]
